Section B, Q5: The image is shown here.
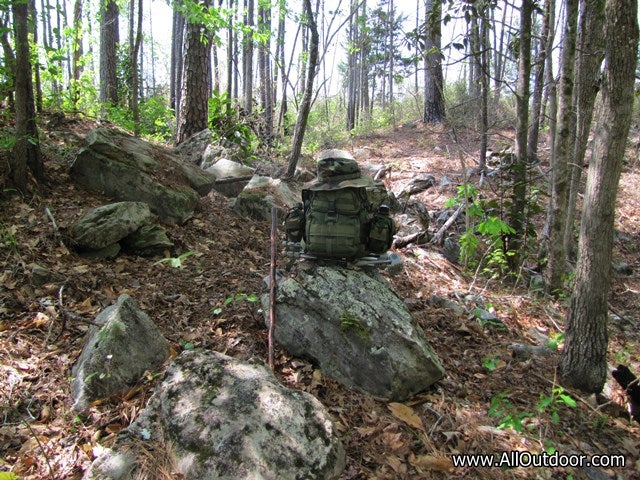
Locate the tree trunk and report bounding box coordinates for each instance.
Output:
[243,0,254,114]
[100,0,119,105]
[28,0,42,112]
[170,9,185,111]
[285,0,318,178]
[423,0,445,124]
[509,0,533,267]
[559,0,637,393]
[11,0,44,191]
[176,0,212,144]
[563,0,605,259]
[527,0,553,162]
[276,0,288,134]
[131,0,143,136]
[0,14,16,109]
[545,0,578,294]
[71,0,83,109]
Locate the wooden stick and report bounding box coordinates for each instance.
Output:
[430,204,464,246]
[45,206,66,248]
[268,207,278,370]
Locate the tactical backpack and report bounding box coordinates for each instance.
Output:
[284,149,396,260]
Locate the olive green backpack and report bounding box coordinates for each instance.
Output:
[285,149,395,260]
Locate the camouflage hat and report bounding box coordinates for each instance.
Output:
[305,149,375,190]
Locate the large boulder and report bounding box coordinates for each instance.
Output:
[69,202,153,251]
[70,128,215,223]
[206,158,256,197]
[71,295,169,412]
[69,202,173,258]
[263,266,445,400]
[232,175,300,222]
[85,350,345,480]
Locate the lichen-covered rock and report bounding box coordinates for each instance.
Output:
[206,158,255,197]
[120,224,173,256]
[232,176,300,222]
[69,202,153,251]
[71,295,169,412]
[86,350,345,480]
[263,266,445,400]
[70,128,210,224]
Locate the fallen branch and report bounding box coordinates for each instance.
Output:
[430,204,464,246]
[45,207,67,249]
[393,231,428,249]
[53,285,101,341]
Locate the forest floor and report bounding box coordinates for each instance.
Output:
[1,117,639,480]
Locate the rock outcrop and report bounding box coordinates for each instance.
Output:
[71,295,169,412]
[71,128,215,223]
[85,350,345,480]
[263,265,445,400]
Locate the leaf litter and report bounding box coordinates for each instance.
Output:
[0,119,639,479]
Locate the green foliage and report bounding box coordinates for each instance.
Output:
[0,472,18,480]
[488,387,577,439]
[103,96,174,141]
[153,251,195,269]
[340,310,370,341]
[482,355,499,371]
[446,184,516,275]
[546,332,565,351]
[0,221,18,254]
[208,92,259,159]
[212,292,260,315]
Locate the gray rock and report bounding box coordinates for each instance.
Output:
[71,295,169,412]
[201,143,246,170]
[173,129,213,164]
[443,236,460,263]
[83,449,136,480]
[232,176,300,222]
[71,128,204,224]
[31,264,66,286]
[88,350,345,480]
[399,174,437,197]
[179,162,216,196]
[121,224,174,256]
[263,266,445,400]
[206,158,256,197]
[70,202,153,251]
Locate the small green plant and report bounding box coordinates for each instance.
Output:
[488,391,534,432]
[482,355,499,372]
[154,251,195,269]
[546,332,565,351]
[212,293,260,315]
[339,310,370,341]
[536,386,577,425]
[0,221,18,254]
[445,184,516,275]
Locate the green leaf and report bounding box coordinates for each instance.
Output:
[0,473,18,480]
[246,294,260,302]
[558,394,577,407]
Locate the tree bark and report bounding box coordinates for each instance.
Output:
[71,0,83,109]
[559,0,637,393]
[285,0,318,178]
[563,0,605,259]
[100,0,119,105]
[11,0,44,192]
[170,9,185,111]
[176,0,212,144]
[243,0,254,114]
[545,0,578,294]
[508,0,533,267]
[131,0,143,136]
[0,14,16,109]
[423,0,445,124]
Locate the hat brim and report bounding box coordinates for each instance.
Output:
[303,176,376,191]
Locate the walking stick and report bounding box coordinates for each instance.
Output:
[268,207,278,370]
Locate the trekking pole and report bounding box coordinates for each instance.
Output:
[268,206,278,370]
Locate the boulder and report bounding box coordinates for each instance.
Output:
[173,129,213,164]
[202,143,246,170]
[206,158,256,197]
[398,174,437,197]
[71,128,213,223]
[120,224,174,256]
[69,202,153,251]
[71,295,169,412]
[232,176,300,222]
[86,350,345,480]
[263,266,445,400]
